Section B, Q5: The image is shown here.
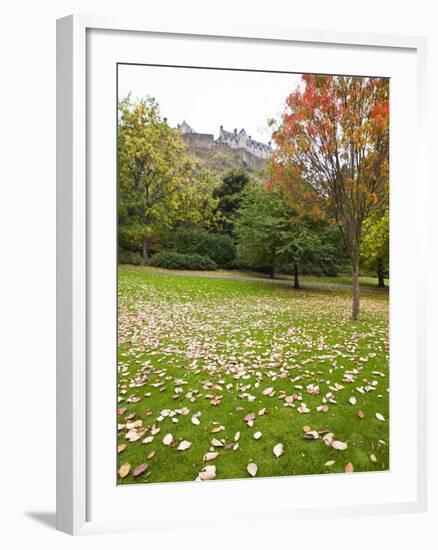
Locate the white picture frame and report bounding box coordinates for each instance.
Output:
[56,14,428,535]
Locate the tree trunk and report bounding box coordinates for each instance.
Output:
[293,263,300,289]
[351,255,360,320]
[377,257,385,288]
[142,234,149,262]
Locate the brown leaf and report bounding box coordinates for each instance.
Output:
[118,462,131,478]
[117,443,127,454]
[133,463,148,477]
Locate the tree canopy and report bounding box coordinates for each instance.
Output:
[270,75,389,317]
[235,183,342,287]
[118,96,217,260]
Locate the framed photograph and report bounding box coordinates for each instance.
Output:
[57,15,427,535]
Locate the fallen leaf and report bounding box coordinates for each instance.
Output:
[177,440,192,451]
[253,431,262,440]
[303,430,319,440]
[332,440,348,451]
[344,462,354,473]
[357,410,365,419]
[118,462,131,478]
[142,436,154,444]
[197,465,216,481]
[247,463,258,477]
[324,460,335,467]
[147,451,156,459]
[133,463,148,477]
[303,425,311,433]
[117,443,127,454]
[349,396,357,405]
[370,454,377,463]
[162,433,173,446]
[273,443,284,458]
[244,412,256,423]
[376,413,385,422]
[125,431,141,442]
[211,438,224,447]
[234,431,240,442]
[191,416,200,426]
[203,452,219,462]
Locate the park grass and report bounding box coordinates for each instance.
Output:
[117,267,389,484]
[120,263,389,289]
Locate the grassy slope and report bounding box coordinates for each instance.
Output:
[117,268,389,484]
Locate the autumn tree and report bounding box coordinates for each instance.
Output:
[118,96,217,261]
[271,75,389,319]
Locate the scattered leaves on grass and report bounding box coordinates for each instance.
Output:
[177,440,192,451]
[162,434,174,446]
[247,463,258,477]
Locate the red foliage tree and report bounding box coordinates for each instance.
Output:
[271,75,389,319]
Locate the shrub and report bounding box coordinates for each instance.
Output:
[160,228,235,267]
[118,250,143,265]
[149,251,217,271]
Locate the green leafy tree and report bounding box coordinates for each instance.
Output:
[235,184,341,288]
[213,168,250,234]
[118,96,217,261]
[361,209,389,287]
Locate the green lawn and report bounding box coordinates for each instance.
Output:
[120,264,389,289]
[117,267,389,484]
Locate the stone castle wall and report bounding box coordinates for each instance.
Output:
[182,133,268,171]
[181,133,215,149]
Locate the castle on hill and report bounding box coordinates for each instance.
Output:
[177,120,273,170]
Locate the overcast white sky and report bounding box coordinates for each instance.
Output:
[118,65,303,144]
